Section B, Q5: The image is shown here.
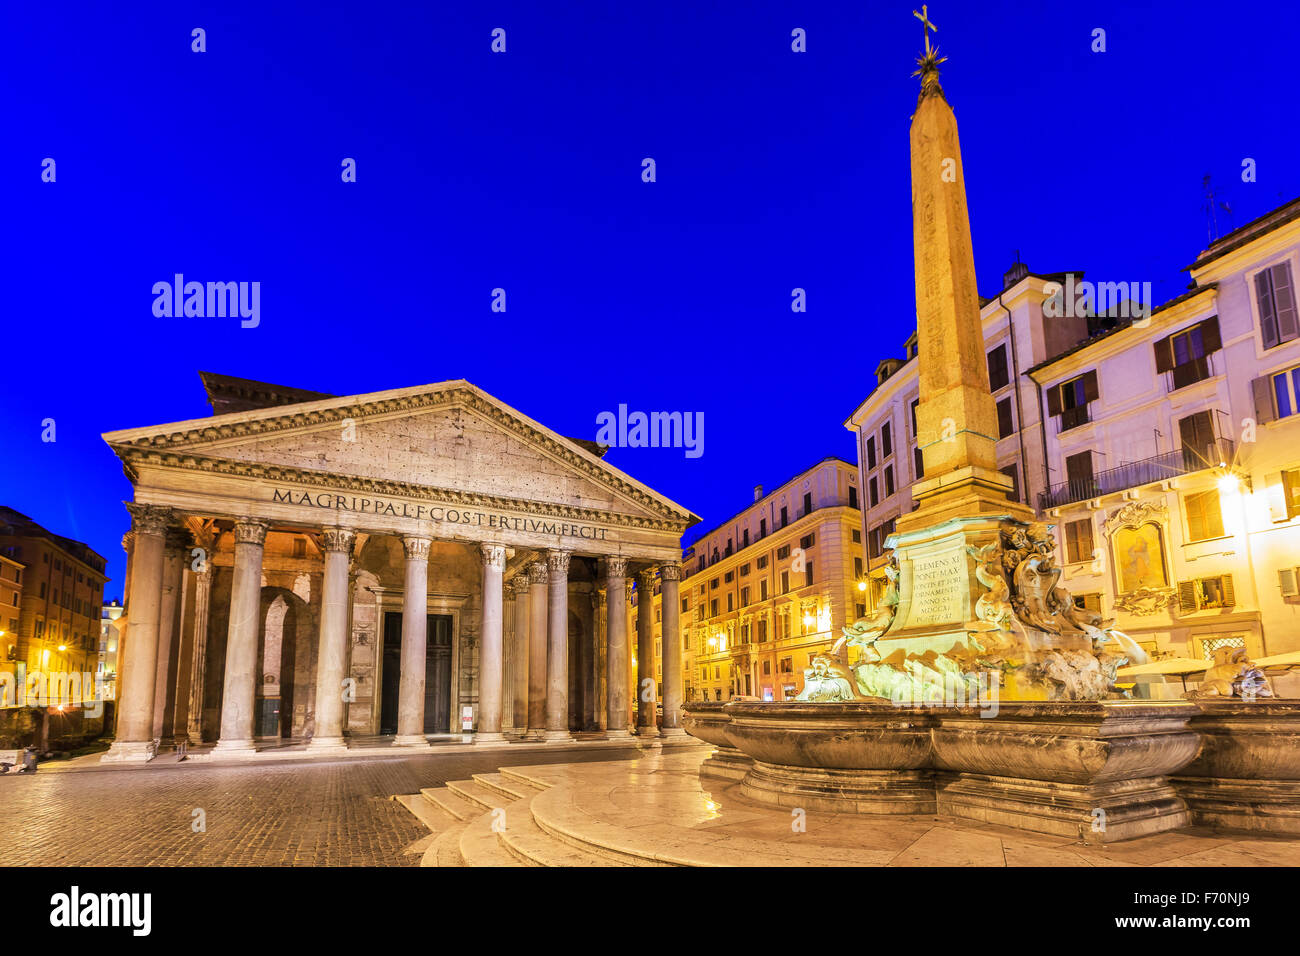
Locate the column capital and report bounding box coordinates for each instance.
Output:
[624,580,634,601]
[233,519,269,546]
[636,567,658,589]
[403,535,432,561]
[318,527,355,554]
[659,561,682,582]
[121,531,134,553]
[605,556,628,579]
[546,549,571,577]
[528,560,549,585]
[481,544,507,571]
[125,502,174,537]
[509,574,531,595]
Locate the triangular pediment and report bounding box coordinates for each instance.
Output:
[104,380,698,529]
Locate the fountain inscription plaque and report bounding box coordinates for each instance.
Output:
[894,536,972,631]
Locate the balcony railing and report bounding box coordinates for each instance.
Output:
[1167,352,1217,391]
[1039,438,1235,510]
[1058,403,1092,432]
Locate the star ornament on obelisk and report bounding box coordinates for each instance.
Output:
[911,5,948,100]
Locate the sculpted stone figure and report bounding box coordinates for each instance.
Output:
[795,656,865,702]
[1192,647,1274,699]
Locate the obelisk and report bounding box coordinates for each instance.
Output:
[897,9,1033,533]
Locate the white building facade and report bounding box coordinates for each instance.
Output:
[847,197,1300,661]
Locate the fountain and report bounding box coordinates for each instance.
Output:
[683,13,1300,843]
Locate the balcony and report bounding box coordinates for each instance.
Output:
[1039,438,1235,510]
[1167,352,1217,391]
[1058,403,1092,432]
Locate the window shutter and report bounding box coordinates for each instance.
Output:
[1064,521,1079,560]
[1274,263,1299,342]
[1200,315,1222,353]
[1082,370,1100,402]
[1047,383,1062,416]
[1252,375,1278,425]
[1154,336,1175,373]
[1221,574,1235,607]
[1280,568,1300,598]
[1178,581,1198,613]
[1264,472,1289,521]
[1257,270,1280,349]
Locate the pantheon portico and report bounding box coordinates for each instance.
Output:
[100,373,698,762]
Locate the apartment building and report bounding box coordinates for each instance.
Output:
[845,196,1300,660]
[636,458,866,702]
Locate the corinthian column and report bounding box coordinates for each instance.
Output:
[214,519,269,754]
[544,550,572,741]
[604,558,630,738]
[477,544,507,742]
[659,561,684,735]
[510,575,530,733]
[101,504,173,763]
[635,568,659,738]
[151,527,189,749]
[185,535,213,745]
[527,561,548,738]
[307,527,355,753]
[393,535,432,746]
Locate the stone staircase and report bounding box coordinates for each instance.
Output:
[393,768,649,866]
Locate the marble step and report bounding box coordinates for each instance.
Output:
[472,771,534,802]
[424,826,467,867]
[420,786,481,822]
[393,792,458,831]
[498,766,555,792]
[459,803,528,867]
[446,778,508,812]
[498,794,626,867]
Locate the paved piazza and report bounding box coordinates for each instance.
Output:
[0,745,641,867]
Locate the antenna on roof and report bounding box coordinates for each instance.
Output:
[1203,175,1218,245]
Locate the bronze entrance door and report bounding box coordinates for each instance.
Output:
[380,613,454,735]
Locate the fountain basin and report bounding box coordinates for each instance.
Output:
[681,701,751,780]
[1172,699,1300,834]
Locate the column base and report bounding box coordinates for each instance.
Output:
[155,736,177,753]
[212,738,257,755]
[605,729,633,739]
[659,727,687,737]
[475,732,508,744]
[392,734,432,748]
[99,740,157,764]
[636,726,660,739]
[524,729,547,741]
[542,730,573,742]
[305,736,349,754]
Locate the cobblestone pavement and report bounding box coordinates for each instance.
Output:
[0,746,641,866]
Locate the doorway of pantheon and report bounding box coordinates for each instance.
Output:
[379,613,453,734]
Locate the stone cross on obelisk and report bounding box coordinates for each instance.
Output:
[897,8,1033,533]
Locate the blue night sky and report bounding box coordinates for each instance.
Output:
[4,1,1298,598]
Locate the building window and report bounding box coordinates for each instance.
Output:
[869,476,879,507]
[1065,451,1095,500]
[1178,575,1236,613]
[1064,518,1094,564]
[710,577,719,589]
[804,561,814,587]
[987,344,1009,391]
[849,485,858,509]
[776,545,790,560]
[780,506,789,527]
[1156,317,1222,389]
[914,446,924,481]
[884,465,895,498]
[760,518,767,537]
[710,599,718,617]
[740,586,750,606]
[865,435,877,470]
[881,422,893,458]
[996,397,1015,439]
[803,492,813,516]
[854,557,863,577]
[760,579,769,600]
[851,529,861,543]
[1048,371,1098,431]
[1073,592,1103,615]
[1000,463,1020,502]
[779,657,793,674]
[780,570,790,594]
[757,555,768,569]
[1255,261,1299,350]
[742,528,750,548]
[910,397,920,439]
[1259,364,1300,422]
[724,570,734,583]
[739,562,750,576]
[1184,489,1225,542]
[727,594,734,612]
[799,533,815,549]
[762,660,771,676]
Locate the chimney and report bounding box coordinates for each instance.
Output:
[1003,259,1029,290]
[753,485,763,502]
